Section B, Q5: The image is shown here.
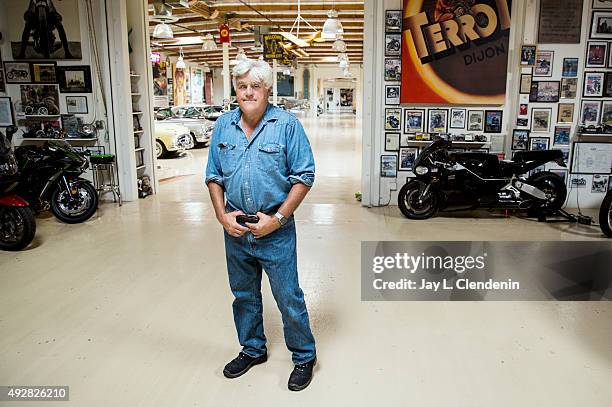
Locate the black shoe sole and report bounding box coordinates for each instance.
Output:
[223,355,267,379]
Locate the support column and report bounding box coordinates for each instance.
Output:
[273,59,278,106]
[222,42,230,103]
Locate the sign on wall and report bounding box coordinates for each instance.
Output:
[538,0,583,44]
[400,0,512,105]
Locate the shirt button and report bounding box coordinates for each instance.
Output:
[245,182,248,186]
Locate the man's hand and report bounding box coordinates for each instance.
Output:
[219,210,250,237]
[246,212,281,239]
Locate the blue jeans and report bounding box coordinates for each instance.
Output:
[223,216,316,365]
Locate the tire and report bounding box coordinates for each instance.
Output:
[7,71,15,80]
[0,206,36,251]
[599,191,612,238]
[398,180,438,220]
[50,180,98,224]
[527,171,567,212]
[155,140,167,159]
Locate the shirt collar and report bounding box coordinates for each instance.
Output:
[230,103,280,125]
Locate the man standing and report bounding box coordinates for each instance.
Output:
[205,57,317,391]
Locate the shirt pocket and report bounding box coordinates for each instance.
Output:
[218,142,237,175]
[257,142,283,175]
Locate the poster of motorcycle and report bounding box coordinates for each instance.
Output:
[401,0,512,105]
[7,0,82,60]
[4,62,32,83]
[19,84,60,115]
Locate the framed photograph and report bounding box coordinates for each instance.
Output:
[385,108,401,130]
[561,77,578,98]
[57,65,92,93]
[512,129,530,150]
[384,58,401,81]
[380,155,398,177]
[553,126,571,145]
[19,84,60,115]
[467,110,484,131]
[593,0,612,9]
[531,108,552,132]
[517,117,529,127]
[592,175,608,193]
[0,69,5,92]
[385,133,400,151]
[583,71,605,97]
[571,142,612,174]
[570,175,588,188]
[0,97,15,127]
[530,137,550,151]
[66,95,88,114]
[604,72,612,97]
[385,85,400,105]
[4,62,31,83]
[403,109,425,133]
[562,58,579,77]
[586,41,608,67]
[427,109,448,133]
[484,110,503,133]
[534,51,554,76]
[399,147,419,171]
[579,100,601,125]
[590,11,612,39]
[529,81,560,102]
[601,100,612,125]
[449,108,466,129]
[519,103,528,116]
[385,10,402,32]
[520,45,537,65]
[31,62,57,83]
[520,74,532,94]
[385,33,401,57]
[557,103,574,123]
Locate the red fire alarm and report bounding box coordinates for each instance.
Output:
[219,24,230,43]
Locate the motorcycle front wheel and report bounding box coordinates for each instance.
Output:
[599,191,612,237]
[50,180,98,224]
[398,180,438,220]
[0,206,36,251]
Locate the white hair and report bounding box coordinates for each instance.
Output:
[232,56,273,90]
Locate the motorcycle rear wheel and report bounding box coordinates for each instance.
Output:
[50,181,98,224]
[599,191,612,238]
[0,206,36,251]
[527,171,567,212]
[398,180,438,220]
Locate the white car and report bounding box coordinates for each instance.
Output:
[155,106,214,147]
[154,122,193,159]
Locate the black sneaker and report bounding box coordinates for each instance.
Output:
[288,357,317,391]
[223,352,267,378]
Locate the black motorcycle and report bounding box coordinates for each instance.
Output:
[15,140,98,223]
[0,127,36,251]
[600,189,612,237]
[398,139,568,219]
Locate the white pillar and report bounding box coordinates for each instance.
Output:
[222,42,230,103]
[273,59,278,106]
[294,64,304,98]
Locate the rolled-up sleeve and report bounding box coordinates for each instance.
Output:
[204,121,224,188]
[286,119,315,187]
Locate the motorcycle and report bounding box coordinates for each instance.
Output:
[15,139,98,224]
[599,189,612,237]
[398,138,568,219]
[0,126,36,251]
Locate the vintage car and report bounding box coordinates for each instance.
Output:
[154,122,193,159]
[155,106,214,147]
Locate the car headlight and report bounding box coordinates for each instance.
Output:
[415,166,429,175]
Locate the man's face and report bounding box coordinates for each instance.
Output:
[236,74,269,117]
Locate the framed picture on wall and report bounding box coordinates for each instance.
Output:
[520,45,537,65]
[580,100,601,125]
[557,103,575,123]
[449,108,466,129]
[517,117,529,127]
[601,100,612,125]
[66,96,88,114]
[403,109,425,133]
[0,69,5,92]
[399,147,419,171]
[385,108,402,130]
[57,65,92,93]
[467,110,484,131]
[604,72,612,96]
[592,175,608,193]
[529,137,550,151]
[380,155,398,177]
[583,71,605,97]
[31,62,57,83]
[519,103,528,116]
[531,108,552,132]
[427,109,448,133]
[4,62,31,83]
[520,74,532,94]
[529,81,560,102]
[384,58,401,81]
[484,110,503,133]
[384,33,401,57]
[385,85,400,105]
[553,126,571,145]
[512,129,529,150]
[593,0,612,9]
[0,97,15,127]
[561,77,578,98]
[562,57,579,77]
[20,84,60,115]
[534,51,554,76]
[586,41,608,67]
[385,10,402,32]
[385,133,400,151]
[590,11,612,39]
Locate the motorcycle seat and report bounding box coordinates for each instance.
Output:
[512,149,563,163]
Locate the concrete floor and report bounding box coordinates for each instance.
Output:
[0,113,611,406]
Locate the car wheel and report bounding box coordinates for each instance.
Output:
[156,140,168,159]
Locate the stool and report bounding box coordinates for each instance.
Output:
[90,155,122,206]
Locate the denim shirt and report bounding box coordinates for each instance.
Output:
[205,104,315,214]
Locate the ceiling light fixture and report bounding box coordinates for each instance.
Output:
[201,33,218,51]
[176,47,186,69]
[322,0,343,41]
[332,38,346,52]
[151,0,178,39]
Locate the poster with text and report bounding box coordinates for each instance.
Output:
[401,0,512,105]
